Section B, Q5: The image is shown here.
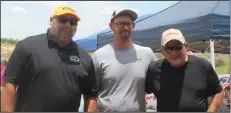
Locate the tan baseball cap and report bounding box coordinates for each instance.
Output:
[161,28,186,46]
[111,9,138,22]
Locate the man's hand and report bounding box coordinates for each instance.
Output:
[186,51,194,56]
[1,82,17,112]
[207,91,224,112]
[83,96,98,112]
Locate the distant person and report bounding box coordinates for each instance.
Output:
[146,28,224,112]
[1,6,97,112]
[1,59,7,86]
[87,9,157,112]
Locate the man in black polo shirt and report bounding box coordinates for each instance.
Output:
[146,28,224,112]
[1,6,97,112]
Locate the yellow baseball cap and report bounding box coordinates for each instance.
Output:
[51,6,81,21]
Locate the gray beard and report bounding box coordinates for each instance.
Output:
[50,27,72,39]
[58,31,72,40]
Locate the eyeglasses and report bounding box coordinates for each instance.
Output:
[58,17,78,25]
[164,45,184,53]
[114,22,134,28]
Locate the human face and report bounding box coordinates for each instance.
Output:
[50,14,78,41]
[162,40,189,68]
[110,14,135,42]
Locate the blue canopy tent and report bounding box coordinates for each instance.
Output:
[74,28,110,52]
[97,1,230,54]
[74,14,152,52]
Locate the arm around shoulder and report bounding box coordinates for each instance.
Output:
[145,61,156,94]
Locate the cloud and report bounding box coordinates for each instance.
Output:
[3,1,175,40]
[100,6,140,16]
[2,1,142,40]
[100,6,124,15]
[11,6,27,13]
[40,1,70,9]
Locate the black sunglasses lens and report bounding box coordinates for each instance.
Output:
[175,45,183,50]
[165,45,183,52]
[70,19,77,25]
[165,47,173,51]
[59,18,68,24]
[59,18,77,25]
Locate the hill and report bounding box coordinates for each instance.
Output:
[1,38,20,60]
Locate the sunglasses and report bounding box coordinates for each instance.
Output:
[58,17,78,25]
[164,45,184,53]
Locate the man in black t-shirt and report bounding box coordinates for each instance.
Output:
[1,6,97,112]
[146,28,223,112]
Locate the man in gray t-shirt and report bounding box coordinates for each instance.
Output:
[86,9,156,112]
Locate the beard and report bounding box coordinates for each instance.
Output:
[119,30,131,41]
[51,27,74,41]
[168,57,185,68]
[58,30,73,40]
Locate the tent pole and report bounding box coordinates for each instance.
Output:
[210,39,215,69]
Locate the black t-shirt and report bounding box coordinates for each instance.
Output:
[146,55,222,112]
[3,29,98,112]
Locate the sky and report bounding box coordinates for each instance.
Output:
[1,1,179,40]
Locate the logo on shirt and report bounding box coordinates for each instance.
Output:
[220,77,230,84]
[69,55,80,63]
[136,57,142,61]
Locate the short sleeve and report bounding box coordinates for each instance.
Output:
[91,53,101,91]
[79,57,98,97]
[206,63,222,97]
[3,41,30,85]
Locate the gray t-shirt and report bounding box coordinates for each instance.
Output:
[92,43,156,112]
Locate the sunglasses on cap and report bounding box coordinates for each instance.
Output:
[164,45,184,53]
[57,16,78,25]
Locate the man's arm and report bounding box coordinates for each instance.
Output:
[145,48,158,94]
[81,53,100,112]
[83,95,97,112]
[206,63,223,112]
[207,91,224,112]
[186,51,195,56]
[145,65,154,94]
[1,41,29,112]
[1,83,17,112]
[145,61,160,96]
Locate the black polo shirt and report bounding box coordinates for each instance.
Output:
[3,29,98,112]
[145,55,222,112]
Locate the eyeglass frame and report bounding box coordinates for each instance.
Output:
[112,21,134,28]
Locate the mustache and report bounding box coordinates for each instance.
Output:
[60,27,72,30]
[120,30,130,33]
